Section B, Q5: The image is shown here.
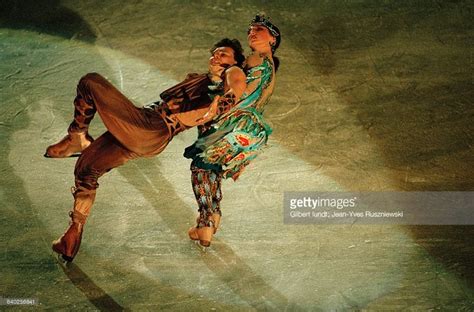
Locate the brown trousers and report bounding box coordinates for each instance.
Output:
[70,73,184,217]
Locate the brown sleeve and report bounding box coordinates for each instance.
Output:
[159,73,212,113]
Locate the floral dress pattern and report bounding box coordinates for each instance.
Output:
[186,57,274,180]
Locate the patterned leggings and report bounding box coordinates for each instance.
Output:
[191,166,223,227]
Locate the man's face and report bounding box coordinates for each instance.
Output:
[208,47,237,75]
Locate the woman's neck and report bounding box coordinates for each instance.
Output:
[252,49,272,59]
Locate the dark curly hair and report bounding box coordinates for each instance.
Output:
[249,14,281,72]
[211,38,245,68]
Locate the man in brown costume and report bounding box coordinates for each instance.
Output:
[46,38,246,262]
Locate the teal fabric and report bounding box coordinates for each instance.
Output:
[188,57,275,180]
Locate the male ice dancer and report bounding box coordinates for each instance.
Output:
[47,38,247,262]
[185,15,281,248]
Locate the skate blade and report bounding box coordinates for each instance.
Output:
[194,240,209,252]
[52,251,72,268]
[44,153,81,158]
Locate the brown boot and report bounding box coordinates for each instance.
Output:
[192,213,220,233]
[211,213,221,234]
[188,213,220,247]
[45,132,93,158]
[52,211,87,262]
[188,226,214,248]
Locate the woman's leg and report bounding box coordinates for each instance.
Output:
[190,166,223,227]
[52,131,138,262]
[188,166,223,248]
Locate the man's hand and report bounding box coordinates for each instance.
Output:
[166,99,181,111]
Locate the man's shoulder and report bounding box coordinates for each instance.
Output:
[160,72,210,102]
[184,72,208,80]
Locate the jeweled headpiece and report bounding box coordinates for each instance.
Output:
[249,14,281,52]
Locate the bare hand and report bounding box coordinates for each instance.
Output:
[166,99,180,111]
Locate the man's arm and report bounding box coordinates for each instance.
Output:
[159,72,212,112]
[175,67,247,126]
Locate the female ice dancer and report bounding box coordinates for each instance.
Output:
[185,15,281,248]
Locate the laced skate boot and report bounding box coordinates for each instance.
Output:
[188,213,220,249]
[188,226,214,250]
[211,213,220,234]
[52,211,87,262]
[44,132,94,158]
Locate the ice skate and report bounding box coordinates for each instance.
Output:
[44,132,94,158]
[189,226,213,252]
[188,216,217,249]
[211,213,220,234]
[52,211,86,263]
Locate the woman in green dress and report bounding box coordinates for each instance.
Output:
[186,14,281,248]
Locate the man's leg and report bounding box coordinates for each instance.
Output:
[52,131,138,262]
[188,166,223,247]
[44,79,97,157]
[46,72,167,157]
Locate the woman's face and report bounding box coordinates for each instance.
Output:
[247,25,275,51]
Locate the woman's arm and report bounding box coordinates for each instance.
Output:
[189,67,247,125]
[213,66,247,115]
